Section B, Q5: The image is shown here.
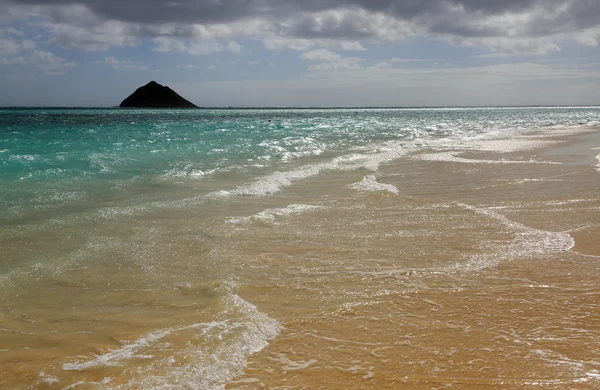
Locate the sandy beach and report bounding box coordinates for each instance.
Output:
[1,117,600,389]
[222,126,600,389]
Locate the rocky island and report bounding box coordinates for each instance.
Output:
[119,81,197,108]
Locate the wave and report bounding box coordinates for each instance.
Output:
[208,143,411,198]
[228,203,325,226]
[347,175,399,194]
[62,291,279,390]
[456,203,574,270]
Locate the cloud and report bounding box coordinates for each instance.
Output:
[0,37,35,56]
[369,61,391,70]
[0,26,24,36]
[177,64,196,69]
[300,49,342,62]
[391,57,436,63]
[153,37,224,54]
[30,50,76,70]
[300,49,364,72]
[0,50,77,74]
[227,40,242,53]
[103,56,149,70]
[0,29,76,75]
[168,60,600,107]
[1,1,600,55]
[308,56,364,71]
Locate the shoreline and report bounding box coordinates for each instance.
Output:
[1,119,600,389]
[226,124,600,389]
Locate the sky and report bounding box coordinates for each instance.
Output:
[0,0,599,107]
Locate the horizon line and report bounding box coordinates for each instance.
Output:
[1,105,600,110]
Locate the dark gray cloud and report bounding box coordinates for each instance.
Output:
[1,0,599,53]
[4,0,546,24]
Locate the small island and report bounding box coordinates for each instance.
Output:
[120,81,198,108]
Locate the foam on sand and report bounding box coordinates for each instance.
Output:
[593,147,600,172]
[466,138,560,153]
[228,203,324,225]
[415,130,569,165]
[456,203,574,270]
[417,151,557,165]
[348,175,399,195]
[62,292,279,390]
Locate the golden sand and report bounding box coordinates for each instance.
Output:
[1,127,599,389]
[224,128,600,389]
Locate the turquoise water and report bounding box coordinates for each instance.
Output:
[1,107,600,388]
[1,107,599,223]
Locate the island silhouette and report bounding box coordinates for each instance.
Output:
[120,81,197,108]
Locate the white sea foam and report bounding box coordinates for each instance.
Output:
[348,175,399,194]
[277,354,318,371]
[467,138,559,153]
[38,372,61,385]
[62,292,279,390]
[62,323,219,371]
[208,144,411,198]
[259,136,326,161]
[228,204,324,225]
[529,349,600,385]
[164,166,218,179]
[88,153,115,174]
[417,151,559,165]
[10,154,37,161]
[124,294,279,390]
[456,203,574,270]
[414,124,593,165]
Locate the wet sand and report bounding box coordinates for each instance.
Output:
[1,126,599,389]
[225,127,600,389]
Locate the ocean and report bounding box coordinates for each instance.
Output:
[1,107,600,388]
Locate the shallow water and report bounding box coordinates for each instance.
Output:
[1,108,600,388]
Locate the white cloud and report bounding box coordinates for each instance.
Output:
[188,40,224,54]
[308,56,364,71]
[29,50,76,71]
[339,41,366,51]
[263,37,317,51]
[104,56,150,70]
[573,26,600,47]
[370,61,391,70]
[177,64,196,69]
[391,57,434,63]
[466,37,562,56]
[0,38,35,56]
[153,37,224,54]
[47,21,139,51]
[0,50,77,75]
[153,37,188,53]
[208,64,217,70]
[300,49,342,62]
[0,56,26,65]
[227,41,243,53]
[263,37,368,52]
[0,34,75,76]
